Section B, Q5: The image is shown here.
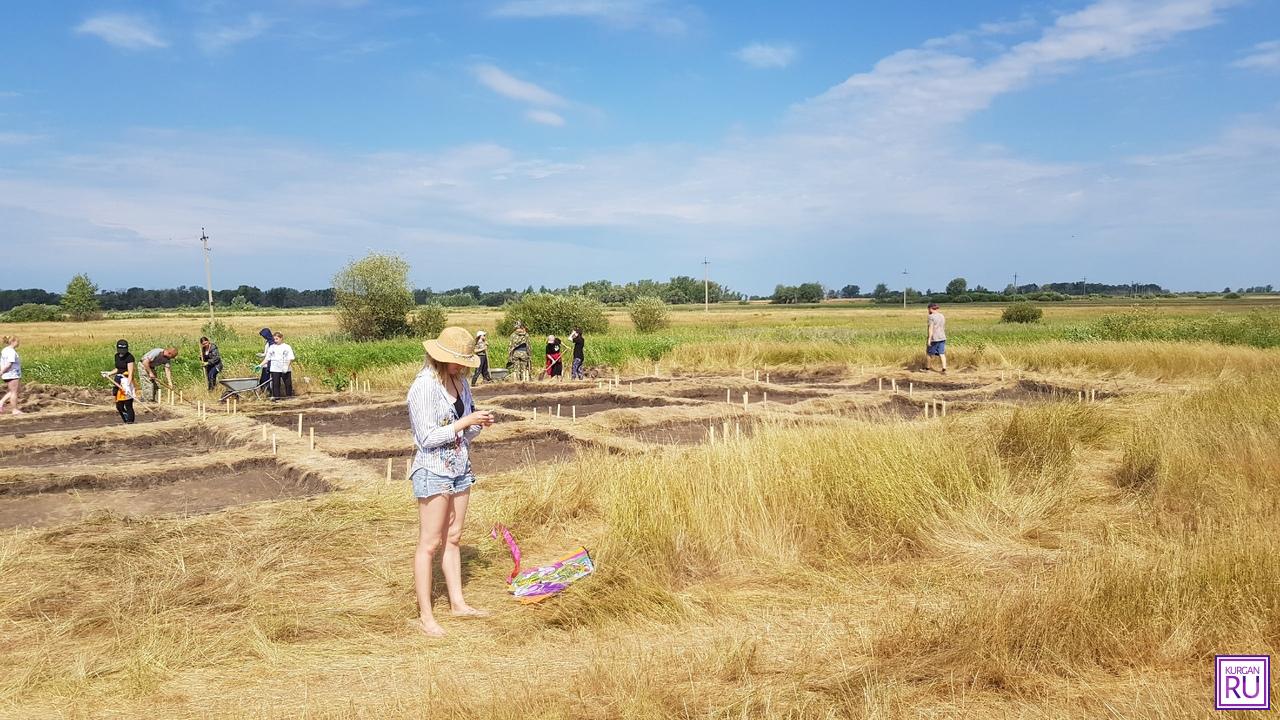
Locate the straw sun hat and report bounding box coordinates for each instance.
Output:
[423,326,481,368]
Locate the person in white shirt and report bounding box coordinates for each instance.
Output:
[407,326,494,637]
[0,336,23,415]
[265,331,298,400]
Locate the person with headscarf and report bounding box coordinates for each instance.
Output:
[543,334,562,380]
[256,328,274,390]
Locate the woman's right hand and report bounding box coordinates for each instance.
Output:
[459,410,495,429]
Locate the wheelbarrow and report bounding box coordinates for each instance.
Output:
[218,377,271,403]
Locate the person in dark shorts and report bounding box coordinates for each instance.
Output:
[569,327,585,380]
[925,303,947,373]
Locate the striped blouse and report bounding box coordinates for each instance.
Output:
[407,367,483,478]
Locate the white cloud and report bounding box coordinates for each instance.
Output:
[1232,39,1280,72]
[74,13,168,50]
[472,64,568,107]
[490,0,688,34]
[734,42,797,69]
[525,109,567,126]
[9,0,1276,292]
[198,14,272,54]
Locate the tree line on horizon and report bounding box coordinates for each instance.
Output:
[1,275,1273,317]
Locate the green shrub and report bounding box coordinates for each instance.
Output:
[4,303,63,322]
[953,294,974,303]
[1223,292,1241,300]
[1001,302,1043,324]
[409,303,448,338]
[333,253,415,340]
[629,296,670,333]
[497,294,608,336]
[200,319,239,343]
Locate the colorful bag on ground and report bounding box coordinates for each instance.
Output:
[492,524,594,604]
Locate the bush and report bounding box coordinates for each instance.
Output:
[61,273,101,321]
[953,294,974,303]
[3,303,63,322]
[629,296,670,333]
[1001,302,1043,324]
[1223,292,1241,299]
[497,293,608,336]
[229,295,256,312]
[200,319,239,342]
[333,253,415,340]
[409,304,448,338]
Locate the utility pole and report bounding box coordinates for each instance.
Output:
[200,228,215,322]
[901,269,909,309]
[703,257,710,312]
[1013,272,1018,295]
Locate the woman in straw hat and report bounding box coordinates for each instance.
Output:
[407,326,495,637]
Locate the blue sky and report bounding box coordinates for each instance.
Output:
[1,0,1277,294]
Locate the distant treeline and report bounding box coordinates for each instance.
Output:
[0,275,745,312]
[768,280,1276,304]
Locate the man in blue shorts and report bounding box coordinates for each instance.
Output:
[925,303,947,373]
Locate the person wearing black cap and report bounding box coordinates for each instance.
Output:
[105,340,137,423]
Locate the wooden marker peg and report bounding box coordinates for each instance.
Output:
[532,407,537,419]
[309,427,315,451]
[891,378,897,393]
[941,401,948,417]
[271,433,277,455]
[878,378,883,392]
[298,413,304,437]
[708,425,715,444]
[1078,390,1083,403]
[572,405,577,421]
[735,422,741,440]
[742,392,749,408]
[754,369,759,383]
[763,391,768,403]
[262,425,267,441]
[765,373,770,384]
[726,388,732,404]
[386,458,392,482]
[722,420,730,439]
[556,404,561,418]
[909,382,913,396]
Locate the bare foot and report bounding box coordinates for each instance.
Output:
[450,605,490,618]
[409,618,446,637]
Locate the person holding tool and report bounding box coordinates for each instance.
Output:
[256,328,274,390]
[543,334,563,380]
[140,347,178,402]
[200,336,223,392]
[569,327,585,380]
[507,321,531,382]
[103,339,137,423]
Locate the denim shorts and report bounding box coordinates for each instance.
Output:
[411,468,476,498]
[927,340,947,356]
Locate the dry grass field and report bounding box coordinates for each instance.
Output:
[1,302,1277,718]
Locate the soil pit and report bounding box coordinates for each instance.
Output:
[849,377,985,393]
[351,432,585,477]
[0,460,330,530]
[0,428,225,469]
[255,406,521,436]
[0,408,172,437]
[622,419,758,445]
[668,386,826,405]
[492,393,676,418]
[472,382,590,398]
[4,383,115,413]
